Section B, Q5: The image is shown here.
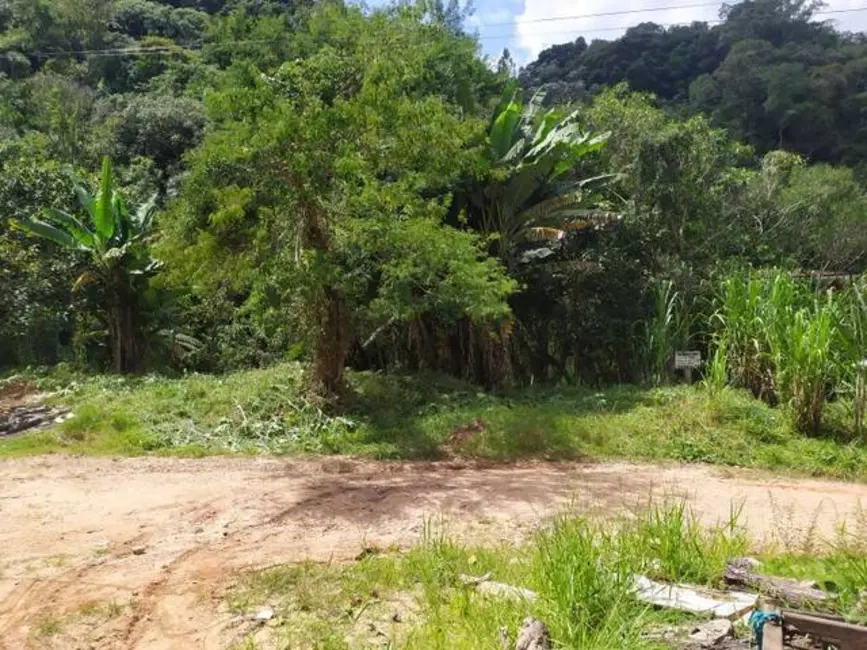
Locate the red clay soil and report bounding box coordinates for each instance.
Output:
[0,456,864,649]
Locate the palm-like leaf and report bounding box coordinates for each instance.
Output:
[43,207,95,250]
[490,100,522,160]
[134,194,159,236]
[93,157,116,242]
[73,182,97,224]
[16,218,84,250]
[464,87,613,265]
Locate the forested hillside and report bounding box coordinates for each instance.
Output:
[521,0,867,165]
[0,0,865,441]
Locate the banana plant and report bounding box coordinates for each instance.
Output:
[460,85,614,268]
[16,157,160,373]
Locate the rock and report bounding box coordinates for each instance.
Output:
[254,607,274,623]
[515,618,550,650]
[132,546,146,556]
[689,619,733,647]
[391,611,402,623]
[459,573,537,603]
[477,580,538,603]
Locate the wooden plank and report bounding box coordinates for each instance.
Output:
[783,610,867,650]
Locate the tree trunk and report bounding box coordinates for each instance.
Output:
[311,286,351,398]
[303,199,351,400]
[106,301,140,374]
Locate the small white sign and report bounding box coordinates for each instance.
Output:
[675,351,702,370]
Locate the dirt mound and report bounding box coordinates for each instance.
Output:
[0,456,864,649]
[0,378,38,413]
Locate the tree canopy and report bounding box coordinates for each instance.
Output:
[0,0,865,406]
[521,0,867,165]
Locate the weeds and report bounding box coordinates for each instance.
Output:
[226,502,844,650]
[3,364,867,479]
[36,614,62,637]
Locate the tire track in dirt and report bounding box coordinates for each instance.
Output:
[0,456,864,649]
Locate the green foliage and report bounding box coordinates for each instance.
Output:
[0,154,85,368]
[523,0,867,166]
[642,280,693,385]
[0,0,865,411]
[711,269,867,435]
[6,364,867,481]
[224,503,749,650]
[95,94,206,175]
[16,157,161,372]
[458,87,610,267]
[162,4,514,395]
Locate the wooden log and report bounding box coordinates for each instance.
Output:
[724,558,830,607]
[783,610,867,650]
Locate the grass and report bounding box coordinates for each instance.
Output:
[2,362,867,480]
[223,503,866,650]
[36,614,63,637]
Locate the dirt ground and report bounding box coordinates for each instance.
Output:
[0,456,865,650]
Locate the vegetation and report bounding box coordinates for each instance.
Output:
[223,504,867,649]
[521,0,867,167]
[16,157,160,373]
[4,364,867,481]
[0,0,864,461]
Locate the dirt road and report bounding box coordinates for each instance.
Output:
[0,456,865,649]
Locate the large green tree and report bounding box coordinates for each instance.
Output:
[162,4,514,397]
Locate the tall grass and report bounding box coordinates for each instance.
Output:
[711,269,866,435]
[770,295,841,434]
[712,272,776,400]
[642,280,694,385]
[227,503,749,650]
[838,280,867,437]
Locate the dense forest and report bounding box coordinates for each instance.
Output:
[521,0,867,166]
[0,0,865,434]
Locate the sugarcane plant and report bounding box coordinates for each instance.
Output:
[16,157,159,373]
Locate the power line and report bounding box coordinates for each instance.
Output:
[477,5,867,41]
[10,5,867,60]
[480,20,723,41]
[477,2,721,29]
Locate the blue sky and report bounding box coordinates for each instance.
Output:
[363,0,867,64]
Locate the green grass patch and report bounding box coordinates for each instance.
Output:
[2,363,867,480]
[224,503,867,650]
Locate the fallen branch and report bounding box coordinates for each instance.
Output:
[783,609,867,649]
[362,317,397,350]
[724,558,831,607]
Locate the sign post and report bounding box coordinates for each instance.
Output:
[674,351,702,384]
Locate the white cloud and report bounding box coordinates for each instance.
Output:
[511,0,867,63]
